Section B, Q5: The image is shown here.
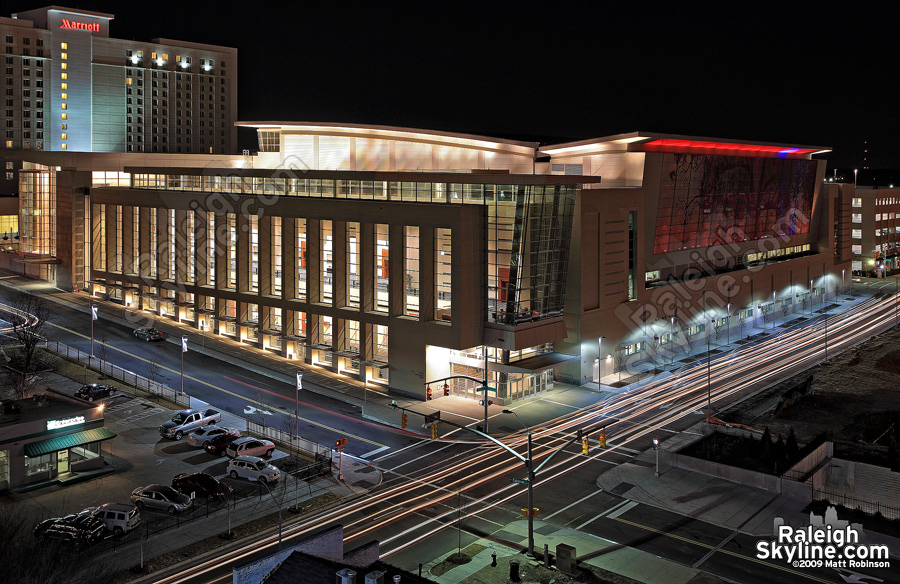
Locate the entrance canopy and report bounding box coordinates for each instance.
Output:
[493,352,579,374]
[24,427,117,457]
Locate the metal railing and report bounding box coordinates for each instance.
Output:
[246,420,332,461]
[813,489,900,521]
[41,339,191,407]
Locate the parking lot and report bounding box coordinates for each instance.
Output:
[1,365,354,570]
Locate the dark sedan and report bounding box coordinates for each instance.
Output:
[134,327,165,341]
[203,429,242,456]
[34,513,106,548]
[74,384,117,402]
[172,472,233,502]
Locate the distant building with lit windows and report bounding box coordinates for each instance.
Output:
[846,186,900,276]
[3,125,853,403]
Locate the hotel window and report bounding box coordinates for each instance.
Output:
[346,222,360,307]
[404,226,419,318]
[852,214,862,223]
[61,73,67,80]
[61,93,67,100]
[126,77,132,86]
[294,218,307,300]
[149,208,158,277]
[60,63,66,70]
[374,224,389,312]
[876,214,881,222]
[206,212,215,286]
[875,229,881,237]
[60,42,67,50]
[186,211,196,283]
[852,244,862,255]
[60,52,67,60]
[61,143,67,150]
[61,133,67,140]
[852,229,862,239]
[249,214,259,292]
[227,213,237,289]
[320,220,333,302]
[435,228,452,322]
[61,103,67,110]
[168,209,176,280]
[852,198,862,208]
[61,83,67,90]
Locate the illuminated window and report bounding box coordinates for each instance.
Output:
[61,123,67,129]
[852,214,862,223]
[60,42,67,49]
[61,113,67,119]
[4,140,11,148]
[126,77,132,86]
[61,133,67,140]
[61,143,67,150]
[852,229,862,239]
[852,198,862,208]
[852,245,862,254]
[61,103,67,110]
[60,63,66,70]
[60,92,67,99]
[151,52,157,59]
[61,72,67,80]
[61,82,67,89]
[60,52,67,60]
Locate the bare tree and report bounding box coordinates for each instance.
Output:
[614,349,628,383]
[1,292,55,399]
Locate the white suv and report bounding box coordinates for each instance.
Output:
[88,503,141,535]
[226,455,281,483]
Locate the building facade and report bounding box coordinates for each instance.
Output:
[845,186,900,276]
[6,125,851,402]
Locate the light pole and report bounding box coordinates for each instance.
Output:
[823,272,828,363]
[670,315,676,365]
[503,409,534,558]
[771,290,776,332]
[90,304,98,358]
[842,269,846,296]
[809,279,814,318]
[726,303,731,345]
[295,370,303,437]
[181,335,187,395]
[481,338,504,434]
[652,436,660,477]
[706,323,712,424]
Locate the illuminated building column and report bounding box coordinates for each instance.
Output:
[389,224,403,315]
[121,205,134,275]
[333,220,347,308]
[360,222,374,312]
[282,217,297,300]
[195,211,209,288]
[236,213,249,293]
[174,209,188,284]
[259,215,272,296]
[307,220,321,302]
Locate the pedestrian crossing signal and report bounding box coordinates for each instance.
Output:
[582,436,589,455]
[598,429,607,448]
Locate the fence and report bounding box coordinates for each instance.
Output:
[247,419,332,462]
[813,488,900,521]
[41,339,191,407]
[90,460,332,555]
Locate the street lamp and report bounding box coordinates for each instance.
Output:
[726,303,731,345]
[503,409,535,558]
[481,338,504,434]
[652,437,660,477]
[706,321,712,424]
[295,370,303,437]
[181,335,188,395]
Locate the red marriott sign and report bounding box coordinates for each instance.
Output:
[59,19,100,32]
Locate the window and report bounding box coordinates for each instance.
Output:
[404,226,419,317]
[688,324,705,336]
[852,245,862,255]
[852,198,862,208]
[852,229,862,239]
[876,214,881,222]
[435,227,452,321]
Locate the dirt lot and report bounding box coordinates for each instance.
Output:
[719,324,900,463]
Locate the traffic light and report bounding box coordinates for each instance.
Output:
[426,387,433,400]
[430,424,437,439]
[521,508,529,517]
[443,383,450,396]
[582,436,590,455]
[334,438,348,449]
[401,412,408,429]
[598,429,607,448]
[478,399,494,406]
[533,508,540,517]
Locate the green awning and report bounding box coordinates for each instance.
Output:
[24,427,117,457]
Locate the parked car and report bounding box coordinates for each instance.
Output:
[74,383,117,402]
[159,408,222,440]
[172,472,233,502]
[131,484,193,515]
[186,425,240,448]
[225,437,275,459]
[85,503,141,535]
[202,429,243,455]
[134,327,165,341]
[33,513,106,547]
[226,455,281,483]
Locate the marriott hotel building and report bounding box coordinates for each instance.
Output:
[5,123,850,403]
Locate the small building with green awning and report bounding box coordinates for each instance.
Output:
[0,390,115,491]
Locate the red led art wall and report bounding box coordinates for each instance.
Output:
[652,154,817,255]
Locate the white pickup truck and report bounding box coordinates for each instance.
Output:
[159,408,222,440]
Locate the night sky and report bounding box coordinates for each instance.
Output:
[9,1,900,168]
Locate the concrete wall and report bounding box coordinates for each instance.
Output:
[825,458,900,509]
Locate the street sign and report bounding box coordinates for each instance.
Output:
[91,305,98,320]
[509,477,530,485]
[182,336,188,352]
[477,385,497,393]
